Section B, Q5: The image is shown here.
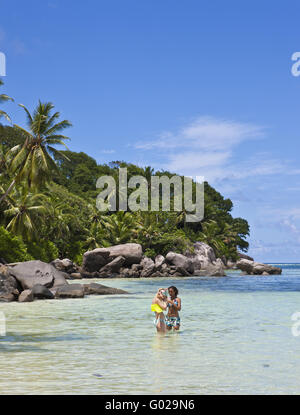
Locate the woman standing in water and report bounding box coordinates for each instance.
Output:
[166,286,181,331]
[151,288,168,333]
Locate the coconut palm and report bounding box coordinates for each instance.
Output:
[98,211,138,246]
[45,200,73,241]
[136,211,161,249]
[0,101,72,204]
[0,144,10,176]
[82,222,103,251]
[0,79,14,122]
[198,220,226,257]
[3,187,48,241]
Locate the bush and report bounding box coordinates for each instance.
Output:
[0,226,33,263]
[26,241,59,263]
[144,248,156,259]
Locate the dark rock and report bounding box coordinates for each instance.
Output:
[252,263,281,275]
[0,292,15,302]
[99,256,125,274]
[174,266,190,276]
[151,271,165,278]
[7,260,67,290]
[79,270,101,278]
[0,272,20,302]
[236,259,282,275]
[55,284,85,299]
[82,248,110,273]
[83,283,129,295]
[31,284,55,300]
[131,263,143,271]
[140,257,155,278]
[166,252,194,274]
[237,252,254,262]
[51,258,76,274]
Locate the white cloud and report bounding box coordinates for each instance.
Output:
[135,116,264,151]
[133,116,274,183]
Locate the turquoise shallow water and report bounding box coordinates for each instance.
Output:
[1,264,300,394]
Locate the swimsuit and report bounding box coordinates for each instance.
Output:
[151,303,165,327]
[151,303,163,313]
[154,315,166,327]
[166,298,180,328]
[165,315,181,328]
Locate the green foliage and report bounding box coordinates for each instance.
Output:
[144,248,157,259]
[0,90,250,262]
[26,240,58,263]
[0,226,33,262]
[8,101,72,191]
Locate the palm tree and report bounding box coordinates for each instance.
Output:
[3,187,48,241]
[136,211,161,248]
[46,200,72,241]
[0,144,9,176]
[198,220,226,257]
[82,222,103,251]
[0,79,14,122]
[0,101,72,204]
[98,211,138,246]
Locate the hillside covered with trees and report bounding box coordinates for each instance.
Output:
[0,79,249,264]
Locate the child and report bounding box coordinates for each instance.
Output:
[151,288,168,333]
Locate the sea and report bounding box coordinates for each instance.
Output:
[0,264,300,394]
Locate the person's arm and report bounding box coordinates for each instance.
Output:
[156,297,168,310]
[168,297,181,311]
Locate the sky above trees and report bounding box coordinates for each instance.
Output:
[1,0,300,261]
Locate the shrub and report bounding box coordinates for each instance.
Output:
[26,241,59,263]
[0,226,33,263]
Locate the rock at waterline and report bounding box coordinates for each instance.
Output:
[31,284,55,300]
[82,243,143,273]
[165,252,194,275]
[236,259,282,275]
[0,272,21,302]
[7,260,68,290]
[82,248,110,273]
[18,289,34,303]
[55,284,85,299]
[83,282,129,295]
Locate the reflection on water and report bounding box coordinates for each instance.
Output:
[150,333,181,394]
[0,268,300,394]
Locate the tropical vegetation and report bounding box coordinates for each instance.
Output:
[0,78,250,264]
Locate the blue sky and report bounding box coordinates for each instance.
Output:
[1,0,300,262]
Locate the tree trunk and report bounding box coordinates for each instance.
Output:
[0,179,15,204]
